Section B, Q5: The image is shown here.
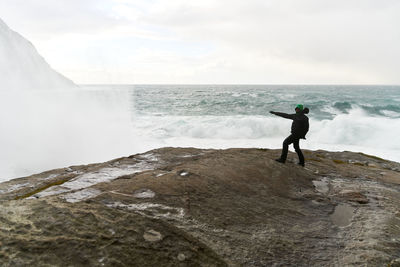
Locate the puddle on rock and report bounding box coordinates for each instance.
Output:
[330,203,355,227]
[313,177,330,194]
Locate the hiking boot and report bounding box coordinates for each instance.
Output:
[298,162,305,167]
[275,158,285,164]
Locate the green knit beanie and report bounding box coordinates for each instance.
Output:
[295,104,304,111]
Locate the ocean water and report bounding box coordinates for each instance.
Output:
[126,84,400,161]
[1,85,399,181]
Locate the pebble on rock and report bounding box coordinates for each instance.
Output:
[143,229,163,242]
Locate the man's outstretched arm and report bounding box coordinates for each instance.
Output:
[270,111,295,120]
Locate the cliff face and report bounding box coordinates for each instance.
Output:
[0,18,76,90]
[0,148,400,266]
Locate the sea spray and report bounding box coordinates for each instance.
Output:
[0,89,136,181]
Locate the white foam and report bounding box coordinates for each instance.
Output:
[322,105,340,115]
[307,107,400,161]
[130,110,400,163]
[381,110,400,118]
[132,115,290,140]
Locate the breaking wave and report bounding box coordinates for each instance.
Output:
[130,106,400,163]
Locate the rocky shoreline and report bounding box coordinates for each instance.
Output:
[1,148,400,266]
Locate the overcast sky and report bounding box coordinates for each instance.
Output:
[0,0,399,84]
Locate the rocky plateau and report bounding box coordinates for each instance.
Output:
[0,147,400,266]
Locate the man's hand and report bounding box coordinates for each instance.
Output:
[270,111,276,115]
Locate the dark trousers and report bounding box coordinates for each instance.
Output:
[279,134,304,164]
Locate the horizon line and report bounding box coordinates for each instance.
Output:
[78,83,400,86]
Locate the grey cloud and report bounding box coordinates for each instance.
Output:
[135,0,400,82]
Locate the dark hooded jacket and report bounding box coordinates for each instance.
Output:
[272,110,309,139]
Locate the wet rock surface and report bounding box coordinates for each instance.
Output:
[1,148,400,266]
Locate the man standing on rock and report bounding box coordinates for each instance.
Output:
[270,104,309,167]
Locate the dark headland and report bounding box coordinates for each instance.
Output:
[0,148,400,266]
